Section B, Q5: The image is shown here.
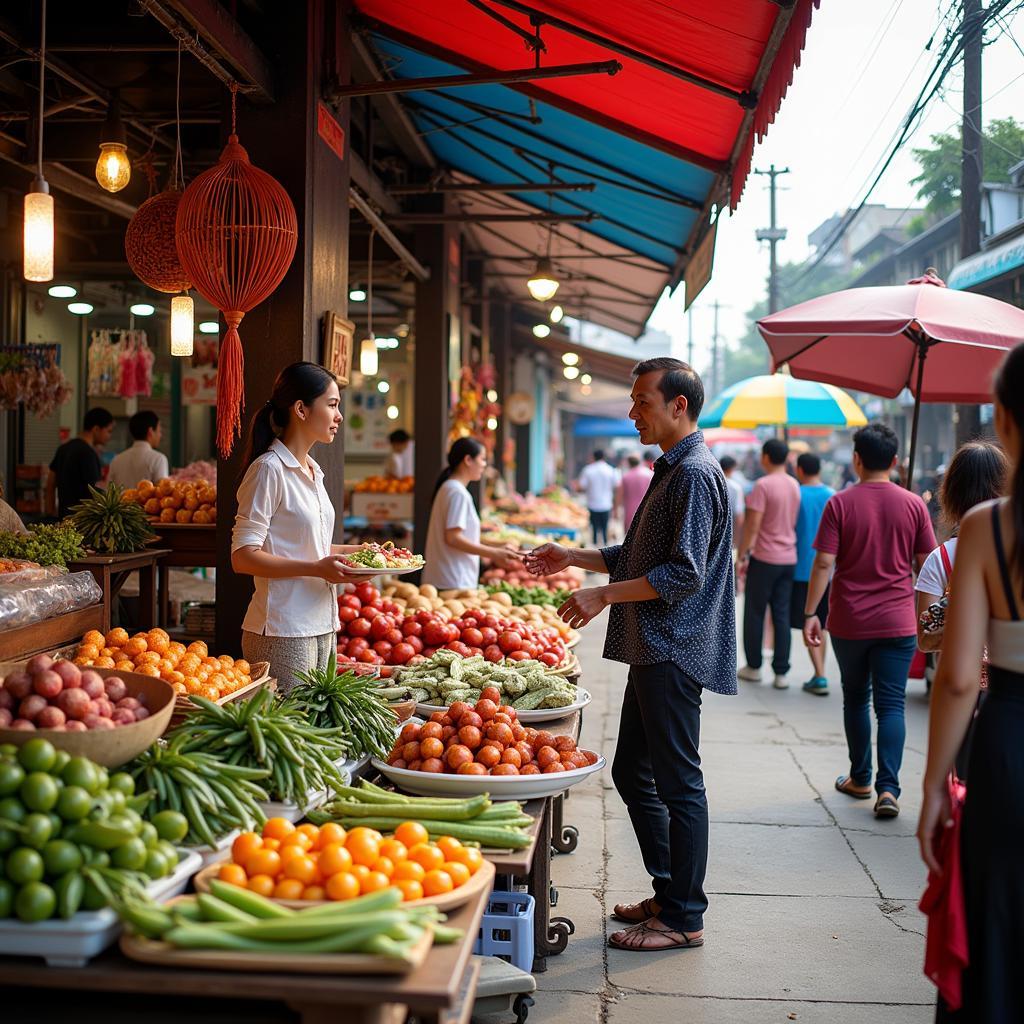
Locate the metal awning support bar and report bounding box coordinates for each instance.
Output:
[328,59,621,98]
[388,212,596,224]
[389,180,595,194]
[349,189,431,282]
[476,0,757,108]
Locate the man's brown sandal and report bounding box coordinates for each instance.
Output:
[874,793,900,818]
[835,775,873,799]
[608,919,705,952]
[611,898,660,924]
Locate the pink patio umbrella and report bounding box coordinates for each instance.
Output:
[757,270,1024,486]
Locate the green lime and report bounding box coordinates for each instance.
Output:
[42,839,83,876]
[89,791,115,819]
[0,797,26,824]
[82,848,109,869]
[5,846,44,885]
[20,772,59,813]
[156,839,178,868]
[16,738,56,774]
[139,821,158,847]
[151,810,189,844]
[47,811,63,834]
[0,743,17,758]
[51,750,70,773]
[14,881,56,922]
[61,757,100,795]
[0,826,17,853]
[108,773,135,797]
[20,813,53,850]
[0,761,25,797]
[81,877,107,910]
[95,767,109,791]
[108,813,141,837]
[56,786,92,822]
[108,790,127,814]
[0,878,13,917]
[111,836,147,871]
[142,847,169,879]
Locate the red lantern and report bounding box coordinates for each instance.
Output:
[125,189,192,294]
[175,93,298,458]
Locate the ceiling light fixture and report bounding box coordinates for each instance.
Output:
[377,380,390,394]
[563,365,580,380]
[48,285,76,298]
[526,256,559,302]
[581,373,592,385]
[95,90,130,193]
[198,321,219,334]
[486,389,498,403]
[549,304,564,323]
[386,404,400,420]
[487,416,498,430]
[561,352,579,366]
[129,302,155,317]
[170,294,194,356]
[67,301,93,315]
[23,0,52,283]
[532,323,551,339]
[349,287,366,302]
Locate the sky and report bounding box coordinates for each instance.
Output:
[647,0,1024,377]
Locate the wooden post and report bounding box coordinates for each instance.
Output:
[215,0,352,656]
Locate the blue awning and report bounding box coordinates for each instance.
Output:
[948,231,1024,290]
[573,416,637,438]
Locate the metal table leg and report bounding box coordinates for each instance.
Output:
[526,797,574,972]
[550,792,579,855]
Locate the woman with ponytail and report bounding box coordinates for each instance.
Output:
[231,361,357,692]
[918,343,1024,1021]
[422,437,520,590]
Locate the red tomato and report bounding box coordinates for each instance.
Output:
[385,628,404,646]
[446,641,472,657]
[538,652,560,667]
[355,583,379,604]
[416,611,435,626]
[370,616,392,641]
[391,642,415,665]
[401,620,423,638]
[483,645,504,663]
[347,637,370,656]
[373,640,393,658]
[407,636,424,654]
[462,627,484,647]
[422,647,438,658]
[498,631,523,653]
[382,601,402,616]
[423,621,449,647]
[507,650,532,662]
[348,617,372,637]
[358,649,378,663]
[338,606,358,624]
[445,623,460,643]
[340,595,362,611]
[482,615,500,629]
[479,627,498,646]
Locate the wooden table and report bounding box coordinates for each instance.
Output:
[148,524,217,627]
[66,550,169,634]
[0,883,488,1024]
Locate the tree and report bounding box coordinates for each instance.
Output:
[911,117,1024,217]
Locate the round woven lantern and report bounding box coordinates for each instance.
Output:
[125,189,191,293]
[175,125,298,458]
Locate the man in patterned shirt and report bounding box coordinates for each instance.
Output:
[524,357,736,952]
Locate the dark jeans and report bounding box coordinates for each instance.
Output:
[743,557,795,674]
[589,509,610,546]
[611,662,708,932]
[831,635,917,798]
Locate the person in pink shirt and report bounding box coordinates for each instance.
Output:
[616,454,655,533]
[737,439,801,688]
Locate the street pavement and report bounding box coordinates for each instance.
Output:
[486,601,937,1024]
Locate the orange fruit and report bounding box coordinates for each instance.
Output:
[73,657,93,667]
[207,672,228,693]
[164,670,185,686]
[436,836,463,861]
[346,830,382,867]
[282,855,317,885]
[408,843,445,872]
[183,677,201,694]
[172,682,187,695]
[149,627,170,642]
[422,869,454,897]
[94,657,116,669]
[394,821,429,849]
[218,654,235,668]
[77,643,100,660]
[82,630,105,648]
[137,651,162,666]
[444,861,471,888]
[325,872,360,901]
[316,823,346,849]
[263,817,296,841]
[136,663,161,678]
[234,659,251,675]
[247,874,275,897]
[280,831,313,852]
[123,637,148,658]
[115,661,135,674]
[274,879,305,900]
[371,856,395,880]
[318,843,353,877]
[396,879,424,902]
[451,846,484,875]
[262,838,281,853]
[218,863,249,887]
[247,848,282,878]
[199,684,219,701]
[105,627,129,648]
[158,658,176,674]
[278,844,308,868]
[232,831,263,867]
[187,640,208,658]
[180,654,201,674]
[296,823,320,844]
[350,864,371,885]
[168,641,187,659]
[360,870,391,895]
[301,885,325,902]
[379,839,408,864]
[393,860,425,883]
[146,633,169,656]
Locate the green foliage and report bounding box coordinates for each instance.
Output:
[0,522,83,567]
[69,484,157,554]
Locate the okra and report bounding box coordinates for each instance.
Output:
[208,878,293,918]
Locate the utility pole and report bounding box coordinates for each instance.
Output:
[754,164,790,316]
[687,306,694,367]
[710,300,721,396]
[956,0,983,445]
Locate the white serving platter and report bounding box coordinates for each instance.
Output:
[415,686,592,724]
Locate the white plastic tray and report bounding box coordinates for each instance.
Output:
[416,687,592,724]
[182,829,240,870]
[257,787,331,824]
[0,848,201,968]
[371,755,605,801]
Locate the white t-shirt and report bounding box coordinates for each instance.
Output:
[725,476,745,517]
[108,441,169,490]
[386,441,414,479]
[422,479,481,590]
[578,461,618,513]
[915,538,958,598]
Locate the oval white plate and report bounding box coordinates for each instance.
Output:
[339,564,423,577]
[415,687,592,724]
[371,754,605,801]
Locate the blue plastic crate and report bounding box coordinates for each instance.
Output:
[473,891,535,971]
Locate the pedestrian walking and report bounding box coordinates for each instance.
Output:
[231,362,356,693]
[791,452,834,696]
[804,423,936,819]
[616,454,654,533]
[45,407,114,517]
[918,346,1024,1022]
[719,455,745,546]
[524,356,735,952]
[737,439,800,688]
[108,410,169,489]
[575,449,618,546]
[385,429,414,480]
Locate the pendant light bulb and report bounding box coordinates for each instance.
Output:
[527,256,559,302]
[170,293,194,356]
[360,334,379,377]
[95,91,130,193]
[24,180,54,282]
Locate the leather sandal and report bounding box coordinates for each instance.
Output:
[611,898,660,924]
[608,919,705,952]
[835,775,873,799]
[874,793,900,818]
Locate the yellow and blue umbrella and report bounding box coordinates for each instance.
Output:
[699,374,868,430]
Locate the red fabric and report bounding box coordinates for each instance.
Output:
[758,280,1024,403]
[361,0,820,204]
[813,483,937,640]
[920,776,968,1011]
[909,649,927,680]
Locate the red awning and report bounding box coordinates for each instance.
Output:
[357,0,820,207]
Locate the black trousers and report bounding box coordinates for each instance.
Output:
[611,662,708,932]
[743,556,795,675]
[589,509,610,546]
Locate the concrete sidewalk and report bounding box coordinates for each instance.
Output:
[505,606,936,1024]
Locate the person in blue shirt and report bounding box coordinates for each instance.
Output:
[791,452,835,695]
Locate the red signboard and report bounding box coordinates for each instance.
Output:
[317,102,345,163]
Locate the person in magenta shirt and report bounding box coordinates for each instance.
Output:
[736,439,801,688]
[803,423,936,820]
[616,454,655,533]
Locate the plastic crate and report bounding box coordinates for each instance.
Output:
[473,891,535,971]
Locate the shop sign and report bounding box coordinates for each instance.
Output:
[317,102,346,163]
[506,391,535,425]
[684,219,717,310]
[182,366,217,405]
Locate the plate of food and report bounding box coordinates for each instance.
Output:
[340,541,424,575]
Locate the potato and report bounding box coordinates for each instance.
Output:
[420,584,438,599]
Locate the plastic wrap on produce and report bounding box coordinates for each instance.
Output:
[0,569,102,629]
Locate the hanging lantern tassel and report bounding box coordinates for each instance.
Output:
[174,85,297,459]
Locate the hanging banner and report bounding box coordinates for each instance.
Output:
[181,366,218,406]
[684,220,717,310]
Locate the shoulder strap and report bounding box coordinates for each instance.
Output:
[991,503,1021,621]
[939,542,954,578]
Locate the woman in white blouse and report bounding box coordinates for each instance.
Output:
[231,362,356,692]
